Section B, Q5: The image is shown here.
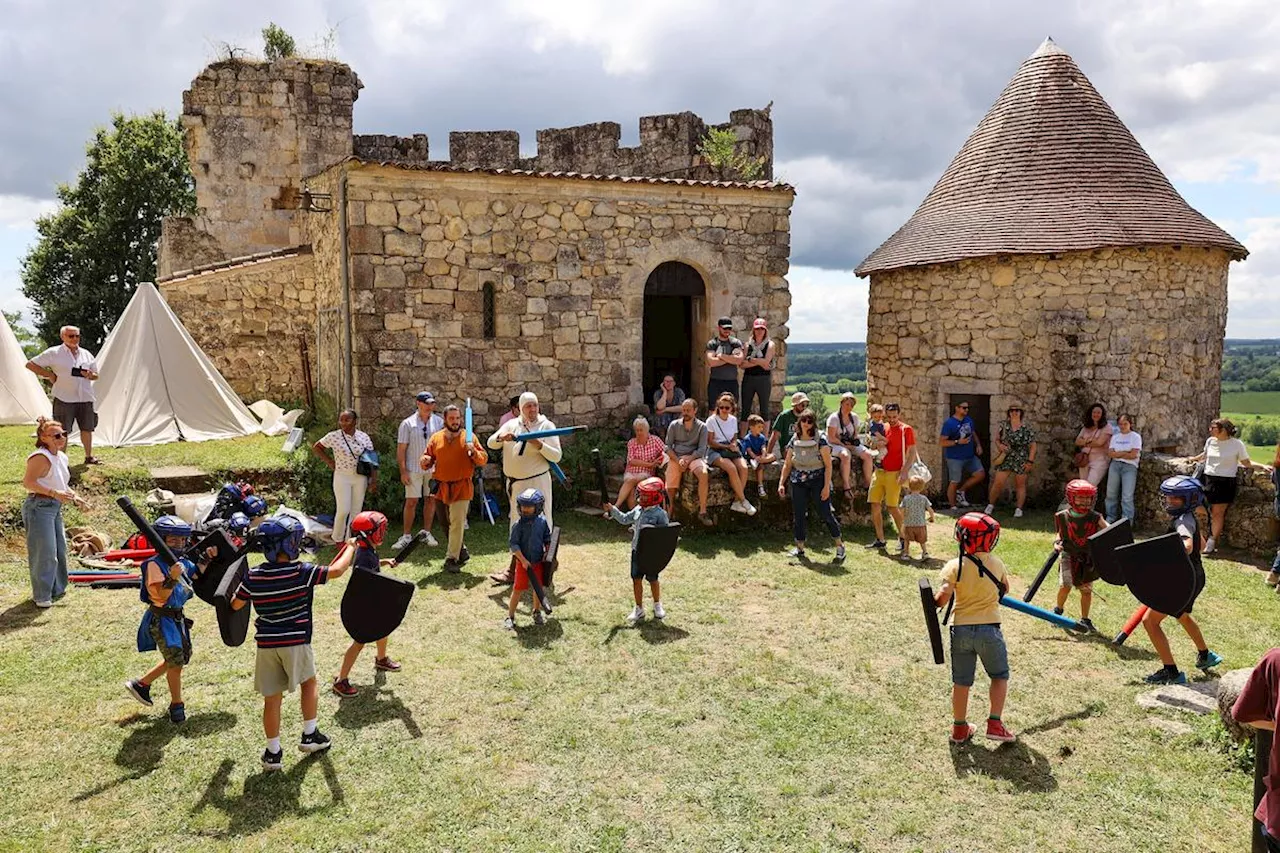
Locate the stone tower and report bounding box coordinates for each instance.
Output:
[856,38,1247,499]
[158,58,361,278]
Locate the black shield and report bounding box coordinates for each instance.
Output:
[919,577,945,665]
[190,529,241,605]
[544,526,562,586]
[1114,533,1196,616]
[341,567,415,644]
[1088,518,1133,586]
[214,555,251,647]
[635,523,681,577]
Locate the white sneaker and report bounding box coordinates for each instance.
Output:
[1014,508,1023,518]
[744,501,757,516]
[627,605,645,624]
[653,602,666,620]
[1204,537,1216,554]
[957,491,970,507]
[503,616,515,631]
[984,504,995,515]
[730,500,750,514]
[392,534,413,550]
[422,531,439,547]
[34,599,53,609]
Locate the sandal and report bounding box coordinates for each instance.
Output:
[698,512,714,527]
[84,456,102,465]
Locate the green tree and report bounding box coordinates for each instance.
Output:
[262,22,297,61]
[697,127,766,181]
[20,112,195,352]
[3,310,44,358]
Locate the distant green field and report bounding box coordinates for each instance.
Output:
[1221,390,1280,416]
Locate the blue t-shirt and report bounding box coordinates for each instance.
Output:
[741,432,767,457]
[941,415,977,461]
[354,545,379,573]
[509,515,551,563]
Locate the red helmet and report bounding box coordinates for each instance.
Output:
[350,511,388,546]
[1065,479,1097,514]
[636,477,667,508]
[955,512,1000,555]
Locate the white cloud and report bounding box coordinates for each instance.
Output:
[1224,217,1280,338]
[785,266,867,342]
[0,194,54,229]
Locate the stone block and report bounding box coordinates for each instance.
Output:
[385,232,423,256]
[366,201,398,227]
[374,265,406,289]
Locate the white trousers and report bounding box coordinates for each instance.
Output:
[507,471,554,530]
[332,470,368,543]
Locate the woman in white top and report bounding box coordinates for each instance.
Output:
[706,392,757,516]
[312,409,378,543]
[21,418,85,607]
[826,392,874,493]
[1189,418,1253,553]
[1104,413,1142,523]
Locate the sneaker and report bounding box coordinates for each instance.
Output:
[1144,667,1187,685]
[866,539,886,550]
[299,729,332,754]
[986,719,1017,743]
[124,679,153,707]
[34,599,53,609]
[392,534,413,550]
[533,611,545,626]
[730,500,750,515]
[458,546,470,565]
[1014,508,1024,518]
[332,678,358,697]
[503,616,515,631]
[1203,537,1216,554]
[1266,571,1280,587]
[1053,607,1064,616]
[834,545,847,563]
[957,491,970,507]
[983,504,995,515]
[1078,618,1096,633]
[949,722,977,744]
[757,484,766,498]
[422,531,439,547]
[745,501,757,516]
[1196,650,1223,670]
[698,513,714,527]
[895,539,907,556]
[261,748,284,771]
[168,703,186,724]
[442,558,461,574]
[653,601,666,620]
[374,657,401,672]
[627,605,645,624]
[788,547,806,558]
[920,551,931,562]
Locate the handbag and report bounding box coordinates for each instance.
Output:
[342,433,380,478]
[901,423,931,483]
[1072,450,1089,469]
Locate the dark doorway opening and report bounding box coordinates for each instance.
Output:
[643,262,705,407]
[946,392,991,504]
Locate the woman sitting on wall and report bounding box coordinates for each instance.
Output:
[706,392,757,516]
[1074,402,1113,488]
[615,417,667,509]
[985,404,1037,518]
[826,392,874,493]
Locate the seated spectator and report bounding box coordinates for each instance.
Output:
[615,417,666,509]
[652,374,686,435]
[706,392,756,516]
[827,392,874,493]
[498,395,520,427]
[741,414,777,499]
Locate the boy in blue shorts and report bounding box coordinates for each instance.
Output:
[231,516,356,771]
[604,476,671,623]
[933,512,1017,745]
[741,414,775,498]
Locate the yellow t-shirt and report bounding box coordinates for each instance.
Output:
[938,552,1008,626]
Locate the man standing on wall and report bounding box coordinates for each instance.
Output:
[940,400,985,511]
[26,325,100,464]
[868,402,919,554]
[705,316,744,416]
[394,391,444,550]
[418,404,488,573]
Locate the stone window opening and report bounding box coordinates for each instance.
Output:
[483,281,496,339]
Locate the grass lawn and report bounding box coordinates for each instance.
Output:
[0,510,1272,852]
[1221,391,1280,416]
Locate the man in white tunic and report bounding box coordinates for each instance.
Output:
[487,392,563,583]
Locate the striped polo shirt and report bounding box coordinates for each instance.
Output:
[235,561,329,648]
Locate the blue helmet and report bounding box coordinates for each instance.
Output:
[257,516,305,561]
[1159,475,1204,515]
[227,512,252,537]
[219,483,245,503]
[243,495,268,518]
[153,515,193,542]
[516,488,545,516]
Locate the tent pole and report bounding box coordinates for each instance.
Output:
[338,169,354,410]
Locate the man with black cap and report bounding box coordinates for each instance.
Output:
[706,316,744,416]
[394,391,444,550]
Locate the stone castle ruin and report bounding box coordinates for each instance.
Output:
[157,58,794,424]
[857,39,1248,501]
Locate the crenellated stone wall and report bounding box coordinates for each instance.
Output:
[355,134,430,165]
[865,245,1231,502]
[307,162,793,426]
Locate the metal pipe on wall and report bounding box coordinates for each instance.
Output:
[337,169,353,409]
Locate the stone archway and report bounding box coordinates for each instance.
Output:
[642,261,706,406]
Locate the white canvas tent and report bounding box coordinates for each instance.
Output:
[0,311,50,424]
[78,283,262,447]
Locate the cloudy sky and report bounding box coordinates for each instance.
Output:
[2,0,1278,342]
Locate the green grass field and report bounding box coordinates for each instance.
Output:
[1221,390,1280,462]
[1,508,1274,852]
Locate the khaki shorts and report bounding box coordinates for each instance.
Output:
[254,644,317,696]
[406,470,435,499]
[869,469,903,507]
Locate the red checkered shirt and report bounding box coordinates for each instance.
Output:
[625,435,667,475]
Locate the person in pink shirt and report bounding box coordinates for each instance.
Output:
[1074,403,1113,487]
[498,395,519,427]
[614,417,667,509]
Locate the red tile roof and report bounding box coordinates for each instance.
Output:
[856,38,1247,276]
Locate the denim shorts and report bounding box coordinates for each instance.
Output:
[946,456,984,482]
[949,624,1009,686]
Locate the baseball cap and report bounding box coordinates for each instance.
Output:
[415,391,436,403]
[791,391,809,405]
[752,318,768,330]
[717,316,733,328]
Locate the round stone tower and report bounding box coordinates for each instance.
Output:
[856,38,1247,500]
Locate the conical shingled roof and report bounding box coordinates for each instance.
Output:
[856,38,1247,276]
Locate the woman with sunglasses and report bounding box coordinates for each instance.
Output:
[707,393,757,515]
[21,418,85,607]
[777,410,846,562]
[984,405,1037,518]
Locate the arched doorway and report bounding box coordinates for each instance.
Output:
[643,261,705,406]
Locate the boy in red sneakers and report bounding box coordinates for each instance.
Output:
[332,511,401,697]
[933,512,1017,745]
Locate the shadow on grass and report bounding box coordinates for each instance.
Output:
[0,600,44,638]
[1039,631,1160,662]
[72,711,238,802]
[416,570,486,591]
[190,753,343,837]
[1020,702,1104,736]
[949,738,1057,793]
[603,619,690,645]
[333,671,421,738]
[514,617,564,648]
[791,551,849,576]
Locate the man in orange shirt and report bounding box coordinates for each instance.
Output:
[419,404,488,572]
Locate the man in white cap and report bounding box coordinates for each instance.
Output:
[487,391,563,584]
[767,391,809,457]
[393,391,443,550]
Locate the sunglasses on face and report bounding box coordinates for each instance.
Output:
[717,405,731,410]
[65,334,80,339]
[50,431,67,439]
